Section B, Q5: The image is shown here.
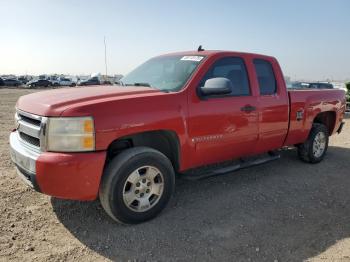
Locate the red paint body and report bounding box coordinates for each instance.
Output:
[15,51,346,200]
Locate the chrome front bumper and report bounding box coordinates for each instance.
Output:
[9,132,41,189]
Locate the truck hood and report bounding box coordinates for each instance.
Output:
[16,85,161,116]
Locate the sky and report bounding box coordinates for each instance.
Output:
[0,0,349,81]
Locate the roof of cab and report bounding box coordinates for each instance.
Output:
[159,50,275,59]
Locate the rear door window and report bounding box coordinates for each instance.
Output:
[253,59,277,95]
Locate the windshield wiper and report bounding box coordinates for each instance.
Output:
[123,82,170,92]
[131,82,152,87]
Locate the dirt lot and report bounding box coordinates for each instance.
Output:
[0,88,350,262]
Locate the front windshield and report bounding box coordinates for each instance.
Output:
[120,55,205,92]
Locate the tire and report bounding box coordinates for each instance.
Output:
[99,147,175,224]
[297,123,329,163]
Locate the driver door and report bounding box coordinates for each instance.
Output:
[188,56,259,167]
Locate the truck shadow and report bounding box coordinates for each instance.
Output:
[51,145,350,261]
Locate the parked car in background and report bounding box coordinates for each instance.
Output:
[47,76,60,86]
[3,78,22,87]
[309,82,334,89]
[38,75,47,80]
[78,76,100,86]
[58,77,76,87]
[288,81,310,89]
[18,76,31,85]
[101,80,113,85]
[27,79,53,88]
[331,82,347,92]
[0,77,4,86]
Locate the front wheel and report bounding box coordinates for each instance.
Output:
[297,123,329,163]
[99,147,175,224]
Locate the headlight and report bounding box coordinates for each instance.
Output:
[46,117,95,152]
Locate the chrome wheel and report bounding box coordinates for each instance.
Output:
[313,132,326,158]
[123,166,164,212]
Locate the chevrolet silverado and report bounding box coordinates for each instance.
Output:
[10,50,346,224]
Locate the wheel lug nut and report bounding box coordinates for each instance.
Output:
[136,182,140,187]
[146,189,150,193]
[140,193,144,197]
[135,190,139,194]
[147,182,151,186]
[142,179,146,183]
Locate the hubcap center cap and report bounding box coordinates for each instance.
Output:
[136,179,151,198]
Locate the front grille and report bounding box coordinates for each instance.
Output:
[18,113,41,127]
[16,110,44,149]
[19,132,40,147]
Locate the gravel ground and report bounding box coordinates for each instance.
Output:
[1,88,350,262]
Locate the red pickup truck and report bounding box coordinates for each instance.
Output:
[10,50,346,224]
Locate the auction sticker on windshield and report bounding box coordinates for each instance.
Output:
[180,56,204,62]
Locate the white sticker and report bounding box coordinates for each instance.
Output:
[180,56,204,62]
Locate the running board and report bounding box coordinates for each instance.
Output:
[181,152,280,180]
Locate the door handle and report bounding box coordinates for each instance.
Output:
[240,105,256,112]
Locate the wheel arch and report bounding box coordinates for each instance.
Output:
[106,130,181,171]
[313,111,336,135]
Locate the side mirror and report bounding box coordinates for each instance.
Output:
[200,77,233,96]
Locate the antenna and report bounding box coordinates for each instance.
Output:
[104,36,108,77]
[197,45,204,52]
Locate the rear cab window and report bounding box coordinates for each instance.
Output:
[253,59,277,95]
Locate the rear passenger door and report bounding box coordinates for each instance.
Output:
[188,56,259,167]
[252,58,289,153]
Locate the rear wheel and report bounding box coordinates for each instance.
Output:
[99,147,175,224]
[297,123,329,163]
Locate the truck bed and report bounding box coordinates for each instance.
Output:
[285,88,346,146]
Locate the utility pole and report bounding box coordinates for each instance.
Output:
[104,36,108,77]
